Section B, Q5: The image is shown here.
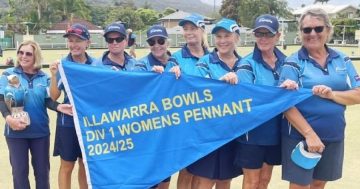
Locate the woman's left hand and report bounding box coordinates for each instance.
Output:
[312,85,334,99]
[220,72,238,85]
[57,104,73,116]
[152,65,165,74]
[169,66,181,79]
[279,79,299,90]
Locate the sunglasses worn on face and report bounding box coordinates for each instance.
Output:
[301,26,325,34]
[254,31,276,38]
[147,38,166,46]
[106,36,126,44]
[17,50,33,57]
[66,28,83,35]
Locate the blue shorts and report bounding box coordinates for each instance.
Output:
[53,126,82,161]
[234,143,281,169]
[281,136,344,185]
[187,140,242,180]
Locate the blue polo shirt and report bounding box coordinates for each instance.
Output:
[56,53,95,127]
[236,45,286,145]
[135,51,174,71]
[166,44,209,75]
[0,67,50,138]
[195,49,241,79]
[279,46,360,142]
[93,51,138,71]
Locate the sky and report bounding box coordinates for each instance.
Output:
[200,0,359,9]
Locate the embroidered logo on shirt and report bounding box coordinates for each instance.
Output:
[355,75,360,81]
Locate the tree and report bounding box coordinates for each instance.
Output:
[219,0,240,22]
[135,8,159,27]
[49,0,92,21]
[106,7,144,30]
[220,0,292,28]
[142,1,152,9]
[162,7,176,17]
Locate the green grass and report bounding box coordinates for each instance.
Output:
[0,46,360,188]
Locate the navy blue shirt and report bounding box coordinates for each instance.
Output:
[279,46,360,142]
[135,51,174,71]
[93,51,138,71]
[0,67,50,138]
[237,45,286,145]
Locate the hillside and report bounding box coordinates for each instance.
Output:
[86,0,217,15]
[0,0,216,16]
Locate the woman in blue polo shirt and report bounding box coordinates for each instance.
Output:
[187,18,242,189]
[0,40,72,189]
[167,13,209,79]
[135,25,173,189]
[279,8,360,189]
[165,13,210,189]
[234,14,287,189]
[93,22,138,71]
[49,23,96,189]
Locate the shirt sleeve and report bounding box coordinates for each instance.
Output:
[237,61,255,84]
[279,61,301,86]
[344,57,360,88]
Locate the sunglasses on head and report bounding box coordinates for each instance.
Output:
[17,50,33,57]
[301,26,325,34]
[106,36,126,44]
[147,38,166,46]
[254,31,276,38]
[66,28,83,35]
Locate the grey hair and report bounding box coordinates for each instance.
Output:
[298,8,334,42]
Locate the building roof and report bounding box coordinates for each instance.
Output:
[166,25,250,35]
[47,18,103,34]
[293,3,359,16]
[159,10,215,21]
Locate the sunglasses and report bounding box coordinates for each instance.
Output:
[66,28,84,35]
[147,38,166,46]
[254,31,276,38]
[301,26,325,34]
[17,50,33,57]
[106,36,126,44]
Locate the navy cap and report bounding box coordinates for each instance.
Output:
[291,141,322,170]
[104,22,127,38]
[212,18,240,34]
[63,24,90,40]
[146,25,168,40]
[253,14,279,34]
[179,13,205,28]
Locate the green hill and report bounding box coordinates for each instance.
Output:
[0,0,217,16]
[86,0,217,15]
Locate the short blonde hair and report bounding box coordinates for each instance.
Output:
[298,8,334,42]
[16,40,43,70]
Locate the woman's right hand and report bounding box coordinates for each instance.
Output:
[152,65,165,74]
[5,115,27,131]
[304,130,325,153]
[49,60,60,76]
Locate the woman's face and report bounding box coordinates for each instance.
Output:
[106,32,127,55]
[67,35,90,56]
[17,44,35,71]
[182,23,203,46]
[214,29,238,55]
[300,15,329,51]
[254,28,280,53]
[148,37,168,59]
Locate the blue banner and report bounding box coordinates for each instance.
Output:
[59,61,312,189]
